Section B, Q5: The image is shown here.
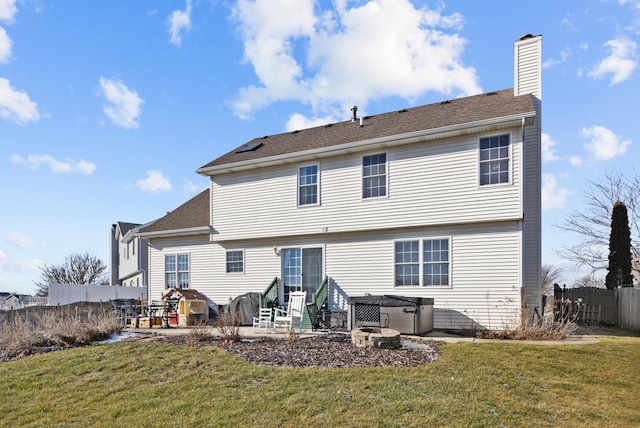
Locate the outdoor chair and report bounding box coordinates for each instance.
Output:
[252,307,273,333]
[273,291,306,333]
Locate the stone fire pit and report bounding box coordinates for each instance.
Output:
[351,327,401,349]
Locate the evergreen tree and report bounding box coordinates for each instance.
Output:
[605,200,633,289]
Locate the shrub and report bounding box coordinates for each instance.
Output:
[212,311,241,342]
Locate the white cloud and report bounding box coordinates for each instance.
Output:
[0,0,18,23]
[542,47,572,69]
[0,26,12,62]
[168,0,192,46]
[231,0,480,122]
[285,112,338,131]
[569,155,582,166]
[542,174,569,211]
[136,170,172,193]
[11,153,96,174]
[181,178,202,194]
[541,133,559,162]
[580,125,631,160]
[98,77,144,129]
[5,231,46,247]
[588,38,637,85]
[0,78,40,124]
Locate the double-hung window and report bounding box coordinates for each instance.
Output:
[298,165,318,206]
[226,250,244,273]
[479,134,510,185]
[363,153,387,198]
[394,238,450,286]
[165,253,189,289]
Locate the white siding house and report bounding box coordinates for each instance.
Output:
[138,35,542,330]
[110,222,149,288]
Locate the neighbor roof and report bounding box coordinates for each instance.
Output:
[117,222,140,236]
[137,189,210,234]
[198,88,535,172]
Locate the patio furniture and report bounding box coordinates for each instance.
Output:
[252,307,273,333]
[273,291,306,333]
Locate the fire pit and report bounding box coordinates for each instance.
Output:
[351,327,401,349]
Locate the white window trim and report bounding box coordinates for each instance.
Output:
[362,152,389,200]
[477,133,512,187]
[393,237,452,288]
[297,163,320,207]
[165,253,190,289]
[225,249,245,274]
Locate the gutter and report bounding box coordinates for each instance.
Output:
[135,226,212,239]
[197,112,536,176]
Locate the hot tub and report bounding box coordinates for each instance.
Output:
[347,295,434,335]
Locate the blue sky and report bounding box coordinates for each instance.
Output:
[1,0,638,294]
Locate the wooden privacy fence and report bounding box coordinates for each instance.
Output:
[553,286,640,330]
[617,287,640,331]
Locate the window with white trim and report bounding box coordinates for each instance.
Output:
[363,153,387,198]
[394,238,450,286]
[479,134,509,185]
[226,250,244,273]
[298,165,318,206]
[165,253,189,289]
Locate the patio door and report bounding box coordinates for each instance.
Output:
[280,247,323,304]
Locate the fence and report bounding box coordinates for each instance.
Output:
[554,286,640,330]
[617,287,640,331]
[48,283,147,306]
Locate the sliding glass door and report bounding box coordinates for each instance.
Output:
[280,247,323,304]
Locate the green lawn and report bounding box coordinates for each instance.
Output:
[0,335,638,427]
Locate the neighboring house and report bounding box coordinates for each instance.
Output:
[138,35,542,330]
[110,221,149,287]
[0,292,21,310]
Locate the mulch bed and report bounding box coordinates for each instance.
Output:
[159,333,443,368]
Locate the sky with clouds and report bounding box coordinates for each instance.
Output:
[1,0,638,294]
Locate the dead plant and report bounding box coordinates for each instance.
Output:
[212,311,241,342]
[285,327,299,347]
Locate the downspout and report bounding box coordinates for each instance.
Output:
[519,116,526,323]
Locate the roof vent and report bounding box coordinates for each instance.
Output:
[398,108,408,113]
[486,91,498,96]
[519,34,534,41]
[440,100,451,105]
[325,123,333,128]
[292,130,300,134]
[351,106,358,122]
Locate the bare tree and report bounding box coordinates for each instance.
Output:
[541,264,563,295]
[555,170,640,283]
[34,252,109,296]
[572,272,605,289]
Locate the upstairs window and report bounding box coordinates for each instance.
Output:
[165,253,189,289]
[363,153,387,198]
[226,250,244,273]
[479,134,510,185]
[298,165,318,206]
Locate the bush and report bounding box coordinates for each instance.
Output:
[212,311,241,342]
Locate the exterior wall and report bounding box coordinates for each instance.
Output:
[148,235,222,302]
[210,130,523,242]
[515,35,542,315]
[155,223,521,330]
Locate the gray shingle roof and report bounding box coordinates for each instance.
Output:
[199,88,535,170]
[117,222,141,235]
[137,189,210,234]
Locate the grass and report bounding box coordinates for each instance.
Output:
[0,333,639,427]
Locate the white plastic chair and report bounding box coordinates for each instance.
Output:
[252,307,273,333]
[273,291,306,333]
